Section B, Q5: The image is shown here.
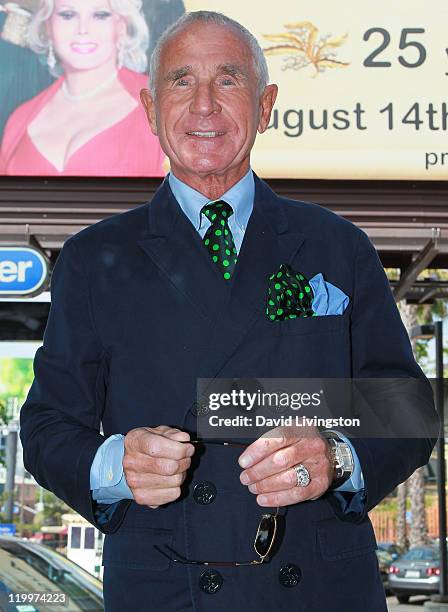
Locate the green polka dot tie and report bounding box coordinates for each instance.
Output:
[266,264,315,320]
[201,200,238,281]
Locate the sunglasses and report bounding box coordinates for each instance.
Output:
[155,508,278,567]
[154,439,279,566]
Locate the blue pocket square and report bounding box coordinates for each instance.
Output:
[309,273,349,316]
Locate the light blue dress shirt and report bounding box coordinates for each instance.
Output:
[90,169,364,502]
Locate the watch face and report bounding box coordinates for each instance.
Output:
[335,442,354,472]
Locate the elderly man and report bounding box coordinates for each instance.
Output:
[20,10,438,612]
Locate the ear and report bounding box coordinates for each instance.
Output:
[140,88,158,136]
[257,84,278,134]
[117,16,127,39]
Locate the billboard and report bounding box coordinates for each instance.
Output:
[0,0,184,177]
[0,0,445,180]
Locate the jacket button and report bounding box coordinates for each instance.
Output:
[190,400,210,417]
[278,563,302,587]
[193,481,217,505]
[198,569,223,594]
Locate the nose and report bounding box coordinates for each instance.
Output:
[77,15,89,36]
[189,82,221,117]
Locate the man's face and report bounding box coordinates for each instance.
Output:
[141,23,277,185]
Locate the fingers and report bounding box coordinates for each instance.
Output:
[123,426,195,509]
[126,467,188,491]
[141,427,195,460]
[255,476,328,507]
[238,424,319,469]
[123,454,191,478]
[165,429,192,442]
[125,426,194,460]
[134,486,182,507]
[239,428,334,507]
[238,426,300,469]
[247,458,319,494]
[240,436,327,485]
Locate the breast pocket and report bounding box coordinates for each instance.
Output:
[278,309,350,336]
[102,527,173,571]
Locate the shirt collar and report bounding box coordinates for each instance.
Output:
[168,169,254,231]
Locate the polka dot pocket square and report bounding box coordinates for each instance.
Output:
[266,264,349,322]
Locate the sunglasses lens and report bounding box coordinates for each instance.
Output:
[255,515,276,557]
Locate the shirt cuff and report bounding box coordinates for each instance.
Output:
[90,434,134,503]
[325,430,365,492]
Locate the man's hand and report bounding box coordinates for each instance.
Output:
[123,425,195,509]
[238,425,334,507]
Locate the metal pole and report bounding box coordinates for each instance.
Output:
[434,320,448,601]
[4,429,17,523]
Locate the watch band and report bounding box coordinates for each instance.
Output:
[320,430,355,489]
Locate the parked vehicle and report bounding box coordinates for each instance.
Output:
[0,535,103,611]
[388,545,440,604]
[377,542,404,561]
[376,542,405,588]
[377,549,394,586]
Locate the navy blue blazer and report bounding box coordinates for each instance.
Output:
[20,175,438,612]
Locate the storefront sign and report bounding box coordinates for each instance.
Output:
[0,247,48,297]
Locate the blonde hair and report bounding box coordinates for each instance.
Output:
[28,0,149,76]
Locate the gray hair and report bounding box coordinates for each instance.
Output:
[149,10,269,98]
[28,0,149,77]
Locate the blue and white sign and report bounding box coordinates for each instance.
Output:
[0,524,16,535]
[0,247,48,296]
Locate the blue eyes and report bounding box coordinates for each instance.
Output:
[57,10,75,19]
[57,10,112,20]
[94,11,112,20]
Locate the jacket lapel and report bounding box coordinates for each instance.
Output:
[138,177,229,321]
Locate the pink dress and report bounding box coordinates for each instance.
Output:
[0,67,166,177]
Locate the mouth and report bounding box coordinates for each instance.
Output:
[186,131,226,138]
[70,43,98,54]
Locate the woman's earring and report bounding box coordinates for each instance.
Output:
[47,40,56,71]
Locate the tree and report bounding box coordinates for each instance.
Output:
[396,481,408,549]
[40,491,71,526]
[396,278,447,548]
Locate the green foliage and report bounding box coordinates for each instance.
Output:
[41,491,71,526]
[377,493,437,513]
[14,522,42,537]
[0,400,9,427]
[0,400,9,469]
[0,489,12,522]
[0,358,35,407]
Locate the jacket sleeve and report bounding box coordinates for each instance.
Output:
[20,237,131,533]
[324,228,440,523]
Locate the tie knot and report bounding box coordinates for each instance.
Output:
[201,200,234,222]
